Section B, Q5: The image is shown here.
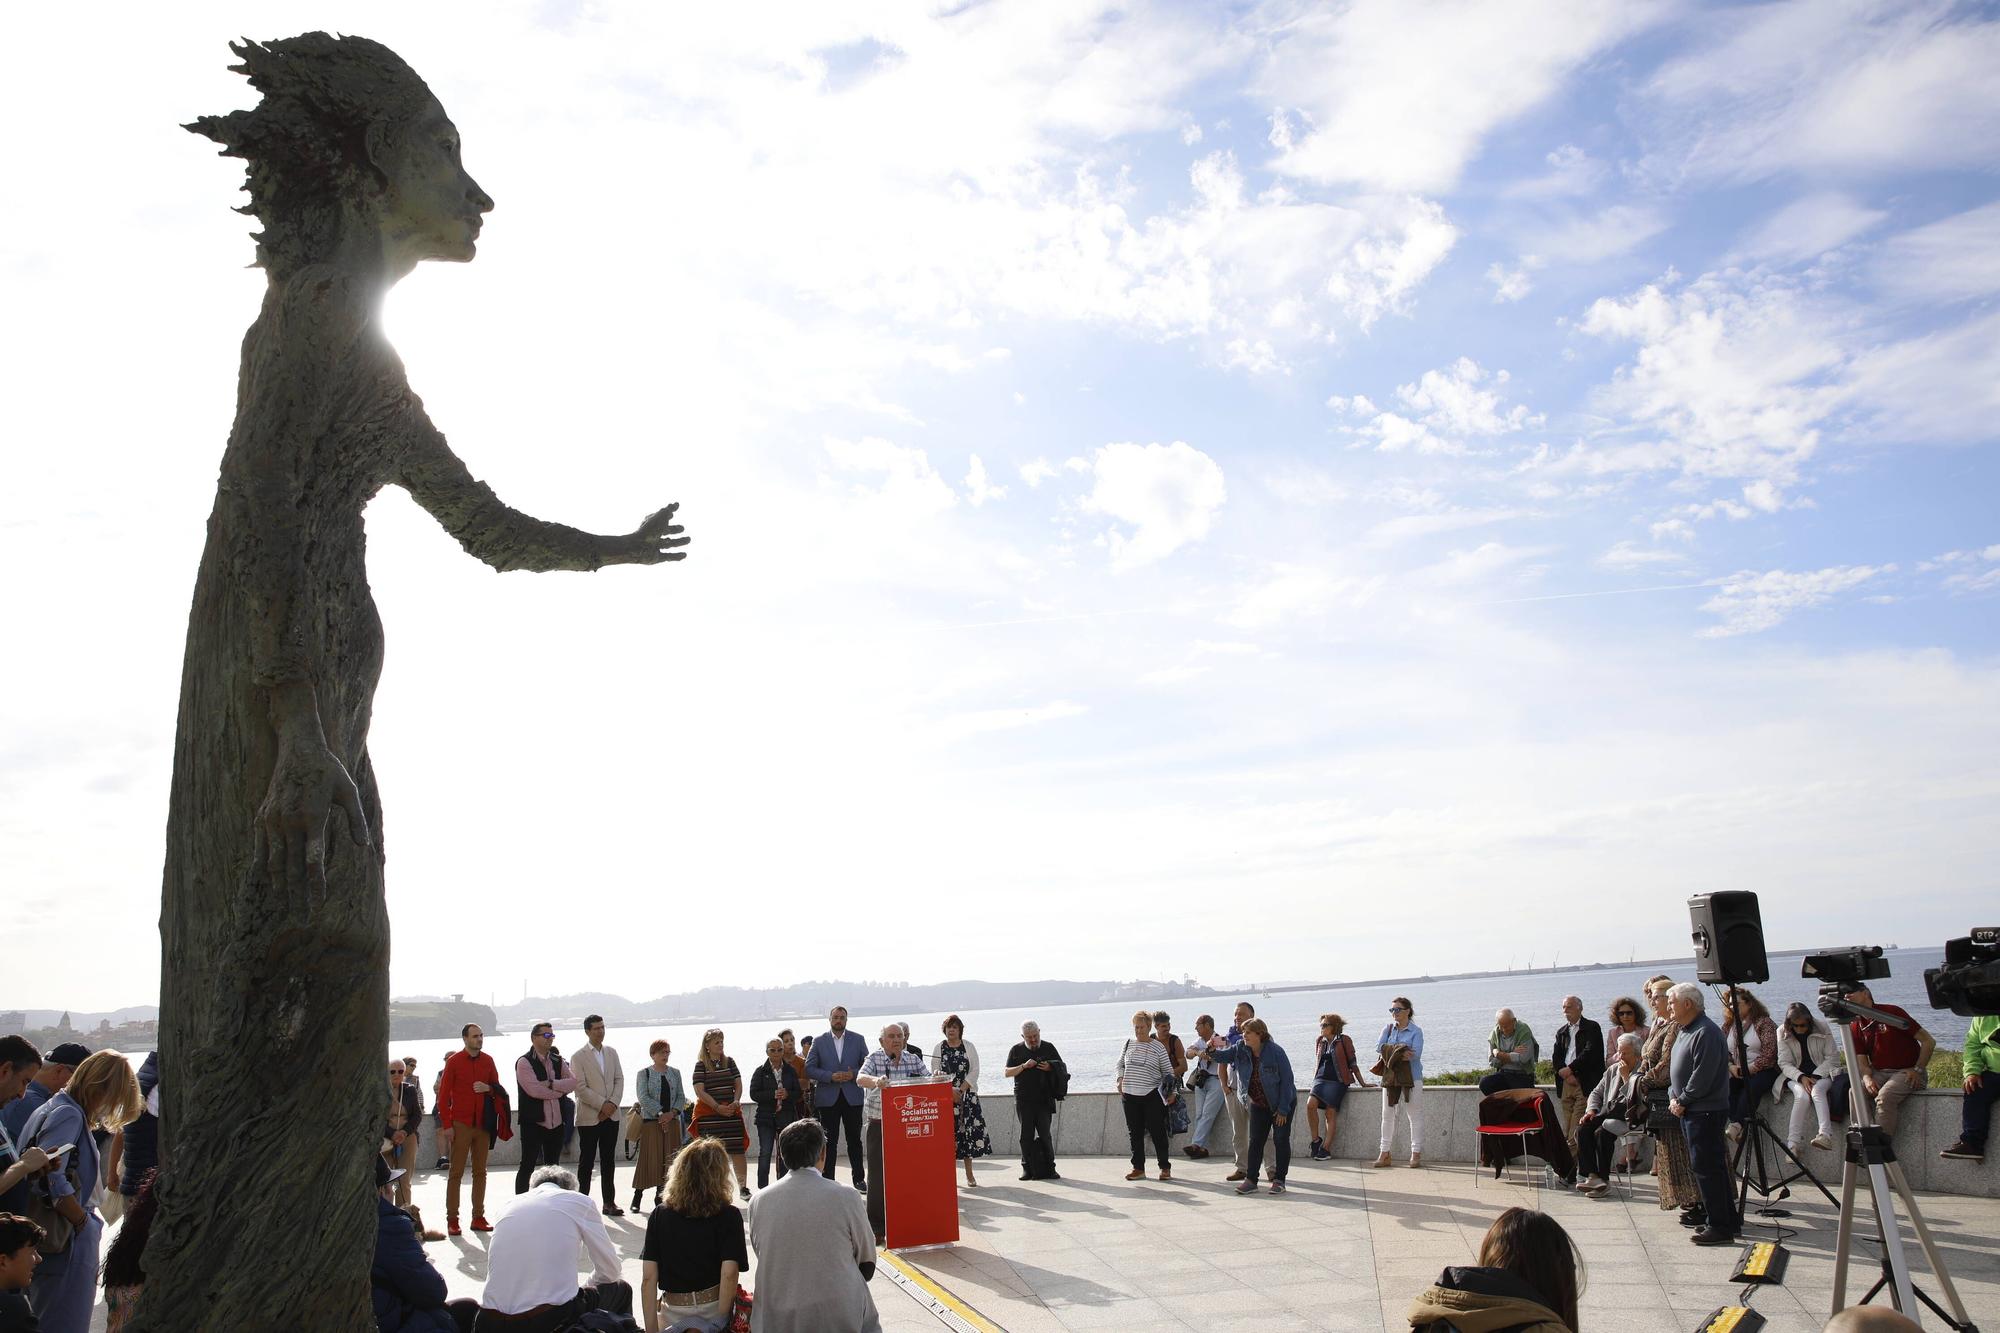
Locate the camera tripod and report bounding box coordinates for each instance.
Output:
[1720,983,1834,1220]
[1823,994,1977,1331]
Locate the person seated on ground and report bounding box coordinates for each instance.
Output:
[640,1139,746,1333]
[1824,1307,1923,1333]
[746,1119,881,1333]
[0,1213,45,1333]
[474,1166,630,1333]
[1940,1012,1998,1163]
[1407,1207,1580,1333]
[1479,1010,1538,1096]
[371,1156,478,1333]
[101,1169,158,1331]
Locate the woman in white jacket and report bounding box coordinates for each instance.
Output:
[1777,1002,1839,1153]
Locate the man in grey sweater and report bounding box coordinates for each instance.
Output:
[1669,983,1740,1245]
[748,1119,881,1332]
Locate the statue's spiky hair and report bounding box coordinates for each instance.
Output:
[187,33,439,276]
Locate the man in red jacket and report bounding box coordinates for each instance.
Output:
[439,1023,501,1236]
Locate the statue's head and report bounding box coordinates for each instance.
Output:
[188,34,493,278]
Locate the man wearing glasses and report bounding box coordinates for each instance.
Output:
[515,1023,580,1195]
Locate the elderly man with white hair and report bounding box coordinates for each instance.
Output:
[475,1165,629,1333]
[1006,1022,1064,1181]
[1551,994,1605,1152]
[1668,983,1741,1245]
[856,1022,928,1245]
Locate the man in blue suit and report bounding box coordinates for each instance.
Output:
[805,1004,870,1190]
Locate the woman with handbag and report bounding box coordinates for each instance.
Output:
[1307,1014,1367,1161]
[1634,975,1702,1223]
[1576,1031,1646,1195]
[1115,1010,1176,1182]
[20,1050,142,1333]
[1374,997,1425,1169]
[640,1138,748,1333]
[933,1016,993,1189]
[632,1039,688,1215]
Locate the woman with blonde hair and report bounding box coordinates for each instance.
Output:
[640,1137,747,1333]
[21,1049,143,1332]
[690,1029,750,1201]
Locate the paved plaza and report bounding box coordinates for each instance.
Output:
[364,1149,2000,1333]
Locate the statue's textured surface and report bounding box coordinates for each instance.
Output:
[141,35,685,1329]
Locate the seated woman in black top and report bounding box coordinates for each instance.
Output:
[641,1138,748,1333]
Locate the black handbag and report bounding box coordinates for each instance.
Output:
[1048,1060,1070,1101]
[1644,1088,1675,1136]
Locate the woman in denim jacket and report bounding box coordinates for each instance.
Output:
[1202,1019,1297,1194]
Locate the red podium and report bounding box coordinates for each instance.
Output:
[881,1076,959,1249]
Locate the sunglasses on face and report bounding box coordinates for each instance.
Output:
[1390,1007,1408,1014]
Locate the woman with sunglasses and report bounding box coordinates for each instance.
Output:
[1777,1002,1838,1154]
[1374,998,1424,1169]
[1306,1014,1367,1161]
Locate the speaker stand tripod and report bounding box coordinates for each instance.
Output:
[1827,1013,1977,1331]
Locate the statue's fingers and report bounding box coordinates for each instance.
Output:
[334,773,372,848]
[660,535,691,548]
[659,550,688,562]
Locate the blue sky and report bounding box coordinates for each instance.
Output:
[3,1,1996,1009]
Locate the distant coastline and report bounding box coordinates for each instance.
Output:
[6,944,1932,1038]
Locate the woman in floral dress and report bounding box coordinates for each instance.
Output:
[934,1015,993,1187]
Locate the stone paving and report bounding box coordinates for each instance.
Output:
[86,1153,2000,1331]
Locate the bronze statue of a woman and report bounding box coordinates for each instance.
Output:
[140,34,687,1327]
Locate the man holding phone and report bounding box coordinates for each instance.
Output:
[0,1036,53,1217]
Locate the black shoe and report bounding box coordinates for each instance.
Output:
[1939,1141,1985,1161]
[630,1192,642,1213]
[1679,1206,1707,1228]
[434,1157,449,1170]
[602,1203,624,1217]
[1691,1226,1739,1246]
[1020,1173,1034,1180]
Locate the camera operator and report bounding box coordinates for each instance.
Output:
[1830,984,1933,1136]
[1940,1014,1999,1162]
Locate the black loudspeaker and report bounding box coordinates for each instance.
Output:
[1690,891,1769,984]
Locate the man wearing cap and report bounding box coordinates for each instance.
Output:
[371,1153,477,1332]
[0,1040,88,1143]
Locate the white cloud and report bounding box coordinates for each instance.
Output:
[1018,458,1060,488]
[1698,565,1891,637]
[1845,309,2000,444]
[1922,546,2000,596]
[1579,270,1847,486]
[1081,441,1228,571]
[1504,144,1605,199]
[1599,541,1690,571]
[1417,542,1550,587]
[1225,563,1380,629]
[1259,0,1663,193]
[823,436,958,516]
[1735,192,1888,265]
[1643,1,2000,182]
[1344,358,1541,454]
[963,454,1007,507]
[1487,258,1542,303]
[1530,204,1669,264]
[1872,201,2000,304]
[932,700,1089,743]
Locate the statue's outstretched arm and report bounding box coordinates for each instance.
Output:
[397,417,688,572]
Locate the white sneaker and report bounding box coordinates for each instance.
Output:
[1582,1175,1607,1192]
[1811,1132,1834,1151]
[1785,1141,1802,1156]
[1725,1122,1743,1143]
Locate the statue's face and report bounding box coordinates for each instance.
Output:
[374,104,493,265]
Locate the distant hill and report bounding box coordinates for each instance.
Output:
[496,978,1218,1026]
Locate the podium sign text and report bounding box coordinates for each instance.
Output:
[882,1079,959,1249]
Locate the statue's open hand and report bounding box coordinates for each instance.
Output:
[256,736,372,903]
[621,503,690,565]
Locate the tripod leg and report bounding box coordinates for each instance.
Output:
[1865,1161,1918,1315]
[1833,1154,1858,1311]
[1886,1161,1976,1330]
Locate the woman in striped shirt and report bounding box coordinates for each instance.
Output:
[1118,1009,1178,1181]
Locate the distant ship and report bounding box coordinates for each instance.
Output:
[389,995,500,1040]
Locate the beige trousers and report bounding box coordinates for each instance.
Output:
[447,1124,491,1220]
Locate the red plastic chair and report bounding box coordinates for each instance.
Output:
[1475,1091,1548,1192]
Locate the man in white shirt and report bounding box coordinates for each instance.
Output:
[476,1166,630,1331]
[572,1015,626,1216]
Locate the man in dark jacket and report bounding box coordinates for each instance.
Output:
[371,1156,476,1333]
[1669,983,1740,1245]
[1550,996,1605,1153]
[119,1052,160,1208]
